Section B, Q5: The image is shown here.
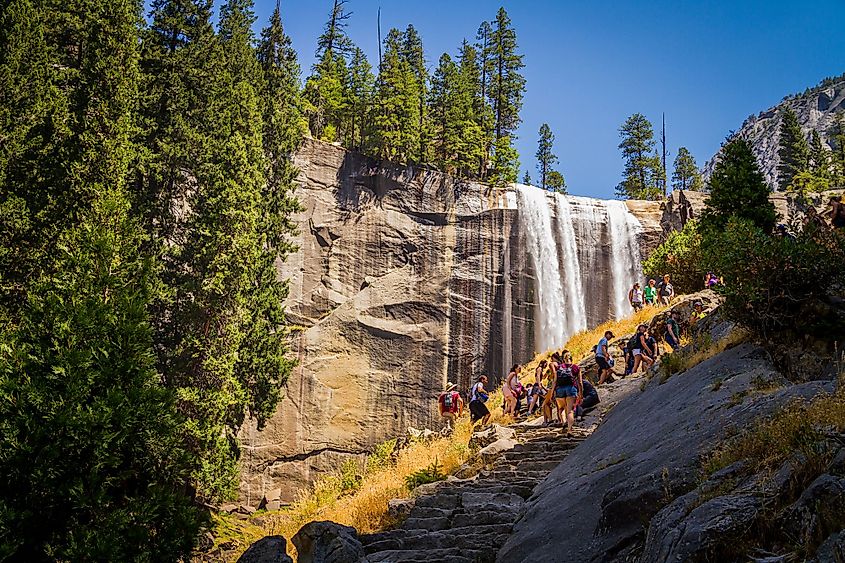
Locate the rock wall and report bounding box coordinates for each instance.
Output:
[704,73,845,187]
[237,140,664,504]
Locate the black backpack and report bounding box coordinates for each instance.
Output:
[626,333,640,352]
[556,364,575,387]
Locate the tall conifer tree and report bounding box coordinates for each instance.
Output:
[808,130,831,179]
[616,113,661,200]
[1,0,201,558]
[535,123,558,190]
[702,137,776,233]
[777,107,809,190]
[671,147,704,191]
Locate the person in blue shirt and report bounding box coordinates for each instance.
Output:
[595,330,615,385]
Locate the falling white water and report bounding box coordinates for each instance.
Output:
[516,184,644,353]
[516,185,567,352]
[553,193,587,338]
[607,200,644,320]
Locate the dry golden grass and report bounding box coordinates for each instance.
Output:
[704,388,845,477]
[659,328,749,383]
[252,417,474,559]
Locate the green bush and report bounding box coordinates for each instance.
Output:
[366,439,398,474]
[404,459,445,490]
[643,220,706,294]
[703,217,845,341]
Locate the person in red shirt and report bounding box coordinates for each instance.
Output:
[438,382,463,431]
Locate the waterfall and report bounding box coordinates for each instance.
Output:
[516,185,567,352]
[553,193,587,338]
[516,184,643,354]
[607,200,644,320]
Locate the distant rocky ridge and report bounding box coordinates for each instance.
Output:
[704,73,845,187]
[236,139,676,505]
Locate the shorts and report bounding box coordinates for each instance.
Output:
[632,302,643,311]
[530,385,543,396]
[632,348,642,356]
[441,412,456,428]
[469,400,489,422]
[555,385,578,399]
[596,356,611,371]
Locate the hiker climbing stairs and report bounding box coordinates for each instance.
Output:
[358,424,589,563]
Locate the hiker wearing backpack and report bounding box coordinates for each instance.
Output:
[631,324,655,373]
[665,310,681,351]
[644,278,658,306]
[657,274,675,306]
[554,350,582,433]
[438,382,463,430]
[468,375,491,425]
[528,360,548,416]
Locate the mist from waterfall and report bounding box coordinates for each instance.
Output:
[516,184,643,354]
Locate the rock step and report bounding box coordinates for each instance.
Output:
[366,547,491,563]
[361,524,513,548]
[500,450,571,462]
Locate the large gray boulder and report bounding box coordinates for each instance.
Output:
[236,536,293,563]
[292,521,366,563]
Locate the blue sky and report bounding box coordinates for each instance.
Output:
[239,0,844,199]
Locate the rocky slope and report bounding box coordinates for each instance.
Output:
[498,317,838,562]
[236,140,668,504]
[704,73,845,187]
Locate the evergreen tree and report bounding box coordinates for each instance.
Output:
[455,40,486,177]
[488,8,525,142]
[489,135,519,187]
[671,146,703,191]
[616,113,661,200]
[702,136,776,233]
[522,170,532,185]
[777,107,809,190]
[400,24,430,163]
[304,0,353,141]
[535,123,558,189]
[547,170,566,193]
[0,0,67,317]
[371,28,421,163]
[0,0,201,558]
[346,47,374,150]
[474,21,495,177]
[832,113,845,184]
[808,129,832,179]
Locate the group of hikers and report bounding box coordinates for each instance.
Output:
[436,195,845,435]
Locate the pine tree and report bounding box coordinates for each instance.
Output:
[455,40,486,177]
[832,113,845,184]
[702,136,776,233]
[488,8,525,143]
[547,170,566,193]
[371,28,421,163]
[777,107,809,190]
[429,53,461,172]
[401,25,430,163]
[489,135,519,187]
[616,113,662,200]
[304,0,353,141]
[346,47,374,150]
[0,0,67,317]
[671,146,703,191]
[0,0,201,558]
[535,123,558,190]
[808,130,832,179]
[474,21,495,177]
[522,170,532,185]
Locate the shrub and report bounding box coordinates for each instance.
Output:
[703,217,845,342]
[404,459,445,490]
[643,220,705,294]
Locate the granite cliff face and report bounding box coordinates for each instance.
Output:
[704,73,845,187]
[237,140,665,504]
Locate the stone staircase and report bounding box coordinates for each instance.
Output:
[358,424,589,563]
